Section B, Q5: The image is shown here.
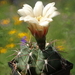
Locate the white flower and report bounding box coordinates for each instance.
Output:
[18,1,59,38]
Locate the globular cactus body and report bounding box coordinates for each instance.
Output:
[8,43,62,75]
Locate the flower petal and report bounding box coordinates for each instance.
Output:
[44,6,57,18]
[23,4,32,9]
[33,1,44,17]
[18,9,26,16]
[24,16,39,25]
[43,2,55,17]
[39,17,53,26]
[23,4,34,16]
[49,11,60,18]
[40,17,53,22]
[18,4,34,17]
[40,21,49,26]
[19,17,25,21]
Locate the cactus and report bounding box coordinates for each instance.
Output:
[8,41,65,75]
[8,1,67,75]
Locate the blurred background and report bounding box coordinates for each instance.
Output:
[0,0,75,75]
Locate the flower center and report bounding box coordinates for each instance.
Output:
[36,15,42,21]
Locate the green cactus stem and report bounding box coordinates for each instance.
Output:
[8,43,63,75]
